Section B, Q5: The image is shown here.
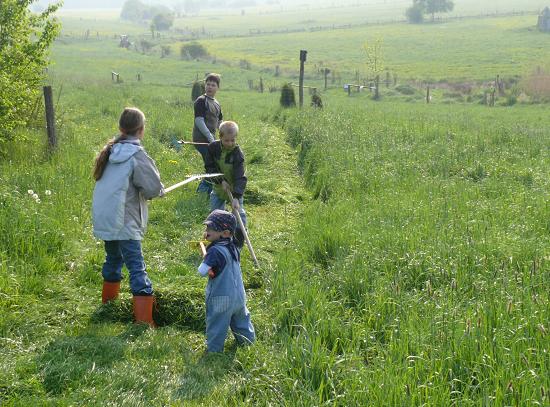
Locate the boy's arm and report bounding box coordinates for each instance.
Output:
[194,117,215,143]
[194,97,215,142]
[197,246,226,278]
[231,147,247,199]
[132,150,165,199]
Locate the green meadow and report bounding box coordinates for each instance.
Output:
[1,3,549,405]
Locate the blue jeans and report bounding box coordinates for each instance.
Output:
[101,240,153,296]
[210,191,247,227]
[206,296,255,352]
[195,145,213,194]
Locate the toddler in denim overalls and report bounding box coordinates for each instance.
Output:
[198,210,255,352]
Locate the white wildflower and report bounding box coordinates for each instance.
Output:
[28,189,34,195]
[45,190,52,196]
[32,193,39,200]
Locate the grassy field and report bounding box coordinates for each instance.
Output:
[1,6,549,406]
[59,9,550,87]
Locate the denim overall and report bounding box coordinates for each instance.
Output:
[205,245,255,352]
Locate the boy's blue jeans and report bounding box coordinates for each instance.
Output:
[194,145,213,194]
[101,240,153,296]
[206,296,255,352]
[210,191,247,227]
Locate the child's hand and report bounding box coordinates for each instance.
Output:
[208,268,216,278]
[231,198,240,211]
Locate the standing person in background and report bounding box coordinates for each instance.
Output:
[192,73,223,194]
[92,107,164,327]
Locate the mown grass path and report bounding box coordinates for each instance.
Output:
[0,111,309,404]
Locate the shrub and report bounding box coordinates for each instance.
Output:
[191,81,205,101]
[180,42,208,60]
[395,84,417,95]
[280,83,296,108]
[311,94,323,108]
[160,45,171,58]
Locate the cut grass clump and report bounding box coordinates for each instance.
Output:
[90,287,204,330]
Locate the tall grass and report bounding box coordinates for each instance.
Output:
[241,103,549,404]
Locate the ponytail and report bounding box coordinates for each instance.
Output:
[93,135,127,181]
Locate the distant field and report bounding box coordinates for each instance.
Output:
[59,6,550,84]
[198,15,550,82]
[58,0,549,38]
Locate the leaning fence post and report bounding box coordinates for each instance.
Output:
[426,86,430,103]
[43,86,57,149]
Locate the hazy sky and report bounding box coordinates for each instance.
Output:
[38,0,547,10]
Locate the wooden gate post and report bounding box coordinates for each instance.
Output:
[43,86,57,149]
[299,50,307,108]
[323,68,330,90]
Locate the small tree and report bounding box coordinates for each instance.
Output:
[120,0,147,22]
[406,0,454,23]
[280,83,296,108]
[191,81,205,101]
[152,13,174,31]
[425,0,454,21]
[0,0,61,146]
[364,38,384,99]
[406,2,424,23]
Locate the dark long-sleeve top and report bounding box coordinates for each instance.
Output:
[204,140,247,199]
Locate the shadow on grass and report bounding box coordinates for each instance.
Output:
[175,348,237,401]
[90,288,205,331]
[37,324,148,395]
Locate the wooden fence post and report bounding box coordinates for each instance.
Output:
[299,50,307,108]
[323,68,330,90]
[426,86,430,103]
[43,86,57,149]
[374,75,380,100]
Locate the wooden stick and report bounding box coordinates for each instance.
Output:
[227,190,259,268]
[199,241,207,258]
[164,173,223,194]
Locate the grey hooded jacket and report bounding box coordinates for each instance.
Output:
[92,138,164,241]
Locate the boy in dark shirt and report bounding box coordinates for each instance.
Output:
[192,73,222,194]
[204,120,247,247]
